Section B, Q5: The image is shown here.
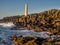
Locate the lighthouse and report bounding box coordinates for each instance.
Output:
[25,3,28,16]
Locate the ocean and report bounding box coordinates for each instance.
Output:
[0,23,55,45]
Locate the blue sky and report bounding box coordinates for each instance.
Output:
[0,0,60,18]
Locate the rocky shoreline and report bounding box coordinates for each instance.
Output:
[13,9,60,35]
[0,9,60,45]
[12,9,60,45]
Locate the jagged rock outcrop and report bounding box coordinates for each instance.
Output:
[12,35,45,45]
[12,35,60,45]
[14,9,60,34]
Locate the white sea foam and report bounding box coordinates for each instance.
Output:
[0,22,15,27]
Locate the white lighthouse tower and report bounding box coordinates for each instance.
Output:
[25,3,28,16]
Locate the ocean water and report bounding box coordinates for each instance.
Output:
[0,23,55,45]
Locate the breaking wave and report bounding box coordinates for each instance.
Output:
[0,22,15,28]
